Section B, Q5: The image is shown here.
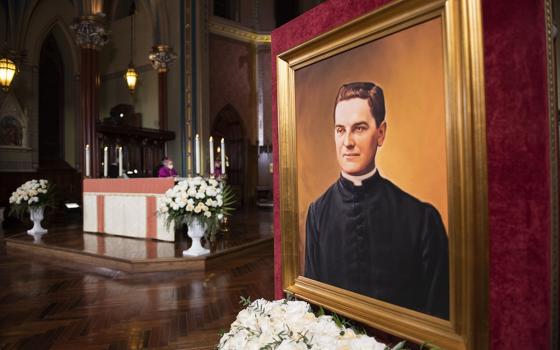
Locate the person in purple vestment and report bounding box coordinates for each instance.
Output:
[158,157,177,178]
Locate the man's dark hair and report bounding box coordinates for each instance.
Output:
[334,82,386,126]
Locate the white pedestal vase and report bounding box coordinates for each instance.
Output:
[182,218,210,256]
[27,206,47,242]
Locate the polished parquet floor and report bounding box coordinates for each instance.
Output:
[0,218,275,350]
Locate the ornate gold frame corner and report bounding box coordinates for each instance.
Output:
[277,0,488,349]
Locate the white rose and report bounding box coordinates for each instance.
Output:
[194,206,201,214]
[346,335,386,350]
[204,211,211,218]
[186,204,194,212]
[217,213,223,220]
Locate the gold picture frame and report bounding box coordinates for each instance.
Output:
[276,0,488,349]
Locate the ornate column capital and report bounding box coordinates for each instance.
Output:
[70,16,109,50]
[148,45,177,72]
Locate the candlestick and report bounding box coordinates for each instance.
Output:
[85,144,90,177]
[195,134,200,175]
[118,146,123,177]
[209,136,214,175]
[221,138,226,175]
[103,146,108,178]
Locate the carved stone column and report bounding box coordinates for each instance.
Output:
[70,16,108,178]
[149,45,176,131]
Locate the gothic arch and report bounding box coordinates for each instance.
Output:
[29,18,79,73]
[212,104,247,203]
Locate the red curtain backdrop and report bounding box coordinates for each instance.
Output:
[271,0,552,349]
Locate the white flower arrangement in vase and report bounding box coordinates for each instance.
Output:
[218,298,406,350]
[8,179,56,241]
[158,176,235,256]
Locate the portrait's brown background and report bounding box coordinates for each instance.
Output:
[295,18,447,268]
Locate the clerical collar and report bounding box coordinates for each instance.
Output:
[341,168,377,186]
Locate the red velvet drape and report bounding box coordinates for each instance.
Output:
[271,0,553,348]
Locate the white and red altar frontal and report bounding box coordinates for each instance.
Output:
[83,178,175,242]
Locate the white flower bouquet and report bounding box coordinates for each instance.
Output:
[158,176,235,235]
[8,179,55,219]
[218,298,405,350]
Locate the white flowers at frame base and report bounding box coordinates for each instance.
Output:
[218,299,389,350]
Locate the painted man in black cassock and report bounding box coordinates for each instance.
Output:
[304,82,449,319]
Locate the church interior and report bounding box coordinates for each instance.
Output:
[0,0,558,349]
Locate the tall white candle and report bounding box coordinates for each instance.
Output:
[209,136,214,175]
[85,144,90,177]
[221,138,226,175]
[195,134,200,175]
[103,146,108,177]
[118,146,123,177]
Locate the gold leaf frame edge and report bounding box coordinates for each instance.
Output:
[277,0,488,349]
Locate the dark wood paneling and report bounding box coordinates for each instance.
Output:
[96,123,175,177]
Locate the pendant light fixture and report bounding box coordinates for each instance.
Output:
[0,11,17,92]
[124,5,138,93]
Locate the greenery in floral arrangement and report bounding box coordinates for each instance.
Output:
[8,179,56,219]
[158,176,236,236]
[217,296,408,350]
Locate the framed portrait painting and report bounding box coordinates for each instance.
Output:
[277,0,488,349]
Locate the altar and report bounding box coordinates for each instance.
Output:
[83,178,175,241]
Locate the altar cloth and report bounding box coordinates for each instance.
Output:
[83,178,175,241]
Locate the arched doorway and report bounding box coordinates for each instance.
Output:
[38,32,65,167]
[212,104,246,205]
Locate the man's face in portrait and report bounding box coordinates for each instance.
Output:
[334,98,386,176]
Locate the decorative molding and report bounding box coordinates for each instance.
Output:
[70,16,109,50]
[208,17,271,44]
[545,0,559,347]
[0,93,29,148]
[148,45,177,72]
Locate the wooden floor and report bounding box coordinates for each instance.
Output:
[0,213,275,349]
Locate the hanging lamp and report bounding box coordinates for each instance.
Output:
[0,11,17,92]
[124,7,137,93]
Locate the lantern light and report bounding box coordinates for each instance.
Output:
[0,57,16,91]
[124,6,138,94]
[125,65,138,93]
